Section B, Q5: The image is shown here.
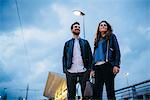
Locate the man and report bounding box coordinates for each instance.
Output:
[62,22,92,99]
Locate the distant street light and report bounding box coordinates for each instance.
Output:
[124,72,129,87]
[124,72,130,97]
[124,72,129,76]
[73,10,86,39]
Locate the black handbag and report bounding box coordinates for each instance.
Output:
[84,77,94,97]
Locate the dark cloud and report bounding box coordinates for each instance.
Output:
[0,0,18,32]
[0,0,58,33]
[0,61,11,82]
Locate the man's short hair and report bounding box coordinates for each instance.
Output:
[71,22,80,30]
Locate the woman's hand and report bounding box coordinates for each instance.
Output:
[90,70,95,77]
[113,66,120,74]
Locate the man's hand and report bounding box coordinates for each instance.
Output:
[113,66,120,74]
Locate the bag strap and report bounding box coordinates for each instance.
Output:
[106,40,109,62]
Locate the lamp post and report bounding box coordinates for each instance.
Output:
[124,72,130,98]
[124,72,129,87]
[73,10,86,39]
[73,10,86,98]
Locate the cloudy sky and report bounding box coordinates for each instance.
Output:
[0,0,150,99]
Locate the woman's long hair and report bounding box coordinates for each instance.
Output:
[94,20,113,51]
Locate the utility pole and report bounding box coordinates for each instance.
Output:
[3,88,7,100]
[25,84,29,100]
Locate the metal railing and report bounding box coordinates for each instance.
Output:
[115,79,150,100]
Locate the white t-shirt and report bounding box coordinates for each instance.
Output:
[67,38,86,73]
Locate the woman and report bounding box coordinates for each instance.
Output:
[91,20,121,100]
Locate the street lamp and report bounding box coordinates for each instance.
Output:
[124,72,130,98]
[124,72,129,87]
[73,10,85,16]
[73,10,86,39]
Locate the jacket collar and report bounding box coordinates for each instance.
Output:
[72,37,82,40]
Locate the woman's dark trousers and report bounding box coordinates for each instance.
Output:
[93,63,116,100]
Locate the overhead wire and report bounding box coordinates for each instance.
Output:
[14,0,32,99]
[14,0,45,99]
[14,0,31,70]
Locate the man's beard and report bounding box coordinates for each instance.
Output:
[73,31,80,35]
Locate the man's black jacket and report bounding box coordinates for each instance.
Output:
[62,38,92,73]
